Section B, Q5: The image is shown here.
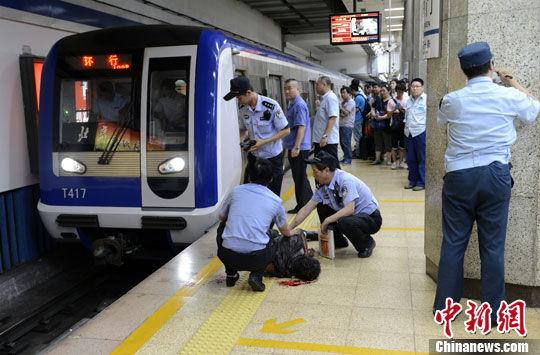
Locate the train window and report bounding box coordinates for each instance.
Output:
[147,57,190,151]
[58,77,136,151]
[267,75,284,108]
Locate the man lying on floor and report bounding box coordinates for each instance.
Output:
[265,230,320,282]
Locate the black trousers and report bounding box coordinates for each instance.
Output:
[316,204,382,252]
[313,143,340,169]
[288,150,313,209]
[216,222,275,279]
[245,152,284,196]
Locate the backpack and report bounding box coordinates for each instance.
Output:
[389,98,405,132]
[357,94,371,119]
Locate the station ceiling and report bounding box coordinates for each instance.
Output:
[238,0,348,35]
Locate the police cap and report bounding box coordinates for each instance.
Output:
[458,42,493,70]
[304,151,338,170]
[223,76,252,101]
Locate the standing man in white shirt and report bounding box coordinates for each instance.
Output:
[434,42,540,317]
[312,76,340,165]
[404,78,427,191]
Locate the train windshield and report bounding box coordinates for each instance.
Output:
[58,77,139,152]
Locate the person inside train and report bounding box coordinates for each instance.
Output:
[265,230,321,281]
[224,76,290,197]
[153,78,187,132]
[217,158,293,292]
[289,151,382,258]
[93,81,129,123]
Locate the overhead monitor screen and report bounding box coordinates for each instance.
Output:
[330,12,380,45]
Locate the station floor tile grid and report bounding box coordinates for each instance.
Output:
[45,160,540,354]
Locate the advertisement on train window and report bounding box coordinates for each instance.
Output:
[329,12,380,45]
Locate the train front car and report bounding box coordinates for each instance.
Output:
[37,26,241,263]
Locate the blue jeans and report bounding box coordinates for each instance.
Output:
[434,162,511,313]
[339,126,353,162]
[405,131,426,187]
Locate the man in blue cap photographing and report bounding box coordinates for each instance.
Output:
[434,42,540,317]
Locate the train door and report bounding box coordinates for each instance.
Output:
[267,75,284,107]
[140,46,197,208]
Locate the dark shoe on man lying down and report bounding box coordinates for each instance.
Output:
[248,274,266,292]
[226,272,240,287]
[304,231,319,241]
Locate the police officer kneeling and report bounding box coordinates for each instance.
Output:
[289,152,382,258]
[224,76,290,197]
[217,158,293,292]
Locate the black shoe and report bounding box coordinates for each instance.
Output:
[305,231,319,241]
[335,240,349,249]
[226,272,239,287]
[248,275,265,292]
[287,206,300,214]
[358,237,376,258]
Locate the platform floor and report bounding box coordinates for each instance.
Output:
[45,160,540,354]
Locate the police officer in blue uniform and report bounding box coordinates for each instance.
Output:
[289,151,382,258]
[434,42,540,315]
[217,158,293,292]
[224,76,290,196]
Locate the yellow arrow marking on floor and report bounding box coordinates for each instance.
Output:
[260,318,305,334]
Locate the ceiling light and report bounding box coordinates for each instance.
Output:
[384,7,404,11]
[385,16,404,19]
[389,28,403,31]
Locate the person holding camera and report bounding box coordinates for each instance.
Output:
[217,158,293,292]
[224,76,290,197]
[434,42,540,316]
[289,151,382,258]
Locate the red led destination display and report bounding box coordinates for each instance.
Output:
[330,12,380,45]
[66,54,132,70]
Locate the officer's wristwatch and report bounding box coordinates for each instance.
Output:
[322,134,328,139]
[293,147,300,151]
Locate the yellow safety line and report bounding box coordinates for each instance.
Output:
[111,257,223,355]
[237,337,425,354]
[180,276,274,354]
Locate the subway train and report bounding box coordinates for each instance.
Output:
[37,25,352,263]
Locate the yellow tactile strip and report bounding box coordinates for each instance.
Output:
[180,274,274,354]
[111,257,223,354]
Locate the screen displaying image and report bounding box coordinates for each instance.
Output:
[330,12,380,45]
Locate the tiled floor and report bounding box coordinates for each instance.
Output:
[44,159,540,354]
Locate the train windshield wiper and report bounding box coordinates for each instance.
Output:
[97,106,133,165]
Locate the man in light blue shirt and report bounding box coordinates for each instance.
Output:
[404,78,427,191]
[283,79,313,213]
[312,76,340,165]
[434,42,540,317]
[289,151,382,258]
[217,158,293,292]
[224,76,291,197]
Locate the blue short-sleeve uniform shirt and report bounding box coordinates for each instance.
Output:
[283,95,311,150]
[219,183,287,253]
[312,169,378,215]
[238,94,289,159]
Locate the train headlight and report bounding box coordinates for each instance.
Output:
[61,158,86,174]
[158,156,185,174]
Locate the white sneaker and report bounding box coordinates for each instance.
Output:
[400,162,408,169]
[391,162,398,170]
[386,159,392,166]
